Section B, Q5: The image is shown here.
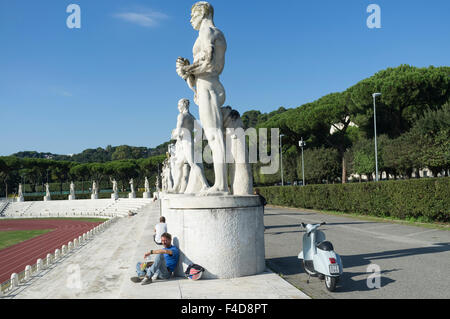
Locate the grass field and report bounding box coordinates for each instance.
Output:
[0,229,54,250]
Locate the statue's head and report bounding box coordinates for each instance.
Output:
[178,98,190,112]
[190,1,214,30]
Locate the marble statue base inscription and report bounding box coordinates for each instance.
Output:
[161,193,265,279]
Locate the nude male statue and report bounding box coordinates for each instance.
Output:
[176,1,228,194]
[171,98,209,193]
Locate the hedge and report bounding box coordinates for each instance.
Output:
[258,177,450,222]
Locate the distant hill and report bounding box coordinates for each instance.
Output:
[11,142,171,163]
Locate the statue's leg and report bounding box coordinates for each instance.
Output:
[183,140,209,191]
[197,80,229,194]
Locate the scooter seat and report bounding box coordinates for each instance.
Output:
[316,241,334,251]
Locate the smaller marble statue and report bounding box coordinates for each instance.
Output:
[17,184,24,202]
[69,181,76,200]
[143,176,151,198]
[70,182,75,196]
[91,181,98,199]
[44,183,51,201]
[110,178,118,200]
[129,178,136,198]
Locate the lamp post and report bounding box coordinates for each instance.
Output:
[372,93,381,182]
[299,138,306,186]
[280,134,285,186]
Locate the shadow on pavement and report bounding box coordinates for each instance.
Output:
[266,256,302,276]
[334,269,398,293]
[341,242,450,268]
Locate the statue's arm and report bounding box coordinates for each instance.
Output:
[184,46,214,75]
[184,28,216,75]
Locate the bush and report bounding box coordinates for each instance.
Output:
[258,177,450,222]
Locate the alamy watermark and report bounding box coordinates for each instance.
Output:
[66,4,81,29]
[367,4,381,29]
[366,263,381,289]
[173,121,280,175]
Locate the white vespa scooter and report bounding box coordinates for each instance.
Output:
[298,222,343,291]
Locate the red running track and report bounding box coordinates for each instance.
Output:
[0,219,102,283]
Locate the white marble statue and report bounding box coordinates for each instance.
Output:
[222,106,253,195]
[161,157,172,192]
[176,1,228,195]
[70,182,75,196]
[68,181,76,200]
[129,178,135,194]
[92,181,98,195]
[110,178,118,200]
[17,183,24,202]
[171,98,209,194]
[144,177,150,193]
[44,183,51,201]
[110,178,118,194]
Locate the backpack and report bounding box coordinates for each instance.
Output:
[185,264,205,280]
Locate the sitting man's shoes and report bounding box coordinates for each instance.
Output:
[141,276,152,285]
[130,276,144,283]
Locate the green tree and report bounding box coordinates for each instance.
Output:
[297,147,341,184]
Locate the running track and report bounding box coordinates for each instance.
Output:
[0,219,102,283]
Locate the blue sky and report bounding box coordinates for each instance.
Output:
[0,0,449,156]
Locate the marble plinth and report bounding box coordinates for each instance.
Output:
[91,194,98,200]
[161,193,265,279]
[68,195,76,200]
[142,192,151,199]
[128,192,136,199]
[43,196,51,201]
[111,193,118,200]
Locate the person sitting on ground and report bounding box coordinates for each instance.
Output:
[254,188,267,206]
[131,232,179,285]
[154,216,167,245]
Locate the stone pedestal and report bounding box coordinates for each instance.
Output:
[111,193,118,200]
[91,194,98,200]
[43,196,51,201]
[128,192,136,199]
[68,195,76,200]
[161,194,265,279]
[142,191,151,199]
[17,196,24,202]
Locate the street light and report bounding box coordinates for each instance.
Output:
[280,134,285,186]
[299,138,306,186]
[372,92,381,182]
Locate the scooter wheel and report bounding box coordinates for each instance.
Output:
[325,276,337,292]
